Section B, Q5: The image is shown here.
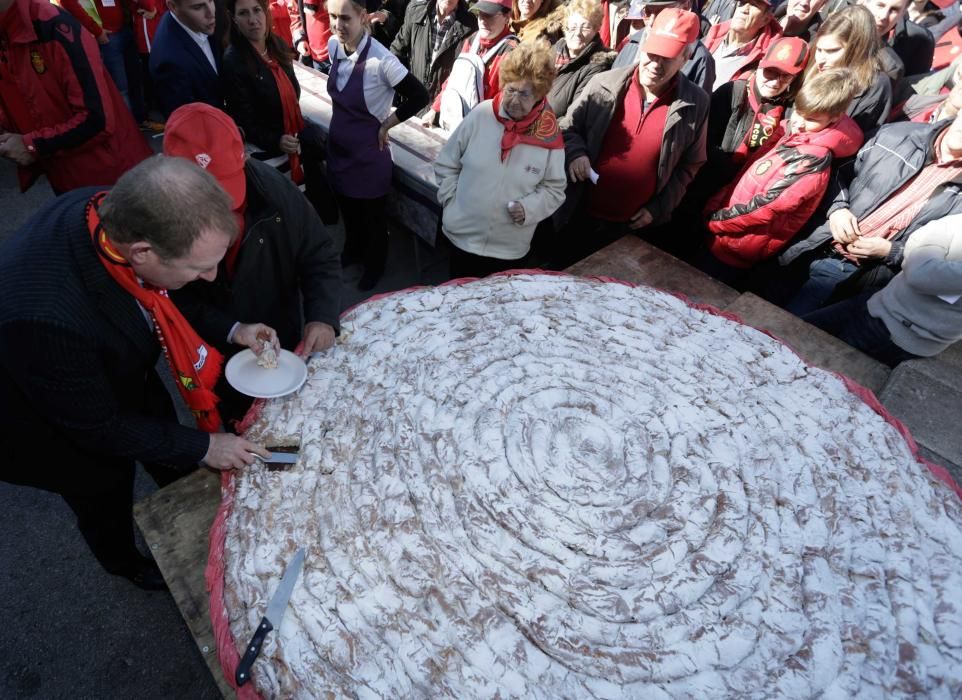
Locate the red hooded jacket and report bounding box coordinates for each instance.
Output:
[0,0,151,192]
[703,17,781,84]
[704,114,864,268]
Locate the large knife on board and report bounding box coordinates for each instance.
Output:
[235,547,306,687]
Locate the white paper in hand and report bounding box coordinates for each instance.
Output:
[588,168,600,185]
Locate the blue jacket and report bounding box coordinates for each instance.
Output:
[148,12,224,117]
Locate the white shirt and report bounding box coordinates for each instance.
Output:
[328,33,408,121]
[170,11,218,74]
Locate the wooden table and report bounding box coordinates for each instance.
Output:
[133,236,890,697]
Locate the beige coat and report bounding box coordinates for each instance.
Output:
[435,99,567,260]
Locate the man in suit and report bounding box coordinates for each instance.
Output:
[149,0,224,117]
[0,156,275,589]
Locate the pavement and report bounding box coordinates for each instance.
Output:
[1,157,959,699]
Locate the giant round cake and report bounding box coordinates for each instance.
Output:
[211,273,962,699]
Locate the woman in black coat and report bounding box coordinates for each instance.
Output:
[547,0,612,119]
[222,0,337,222]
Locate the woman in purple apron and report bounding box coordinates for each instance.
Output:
[326,0,429,289]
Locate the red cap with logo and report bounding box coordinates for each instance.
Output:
[759,37,810,76]
[163,103,247,210]
[640,8,701,59]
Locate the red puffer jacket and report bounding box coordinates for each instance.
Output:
[703,17,781,84]
[704,114,864,269]
[0,0,151,193]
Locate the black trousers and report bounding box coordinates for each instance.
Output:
[1,439,185,573]
[446,238,528,279]
[298,124,339,225]
[337,193,389,276]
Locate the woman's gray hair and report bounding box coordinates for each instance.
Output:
[99,155,238,260]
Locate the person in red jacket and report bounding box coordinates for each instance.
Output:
[703,0,781,90]
[291,0,333,70]
[58,0,148,124]
[0,0,152,193]
[700,67,863,284]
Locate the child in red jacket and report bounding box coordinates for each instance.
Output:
[700,67,864,285]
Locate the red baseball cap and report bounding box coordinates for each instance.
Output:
[163,103,247,210]
[759,37,810,75]
[640,8,700,59]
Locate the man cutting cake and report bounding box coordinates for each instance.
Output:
[0,156,277,590]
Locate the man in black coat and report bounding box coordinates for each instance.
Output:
[149,0,225,117]
[0,157,276,589]
[390,0,477,110]
[779,114,962,315]
[164,103,342,423]
[860,0,935,79]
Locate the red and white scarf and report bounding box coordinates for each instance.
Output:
[87,193,224,432]
[492,92,563,162]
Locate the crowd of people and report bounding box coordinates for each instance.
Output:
[1,0,962,588]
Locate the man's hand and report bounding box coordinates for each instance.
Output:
[203,433,271,470]
[279,134,300,154]
[296,38,311,56]
[507,201,526,225]
[419,109,437,128]
[368,9,387,23]
[628,207,653,230]
[300,321,336,357]
[0,133,36,166]
[97,31,109,45]
[845,237,892,259]
[829,208,860,244]
[378,113,400,150]
[567,155,592,183]
[233,323,279,352]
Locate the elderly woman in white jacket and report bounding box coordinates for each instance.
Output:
[434,40,567,278]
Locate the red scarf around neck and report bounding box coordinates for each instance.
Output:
[263,53,306,184]
[733,76,785,162]
[86,194,224,433]
[492,92,563,161]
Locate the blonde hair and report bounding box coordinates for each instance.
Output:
[499,40,556,99]
[565,0,604,31]
[807,5,881,96]
[795,67,857,117]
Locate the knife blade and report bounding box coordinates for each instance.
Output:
[235,547,306,687]
[250,451,299,465]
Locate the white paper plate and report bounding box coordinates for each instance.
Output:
[225,349,307,399]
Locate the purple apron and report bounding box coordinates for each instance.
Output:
[326,37,393,199]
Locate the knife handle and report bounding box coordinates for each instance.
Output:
[235,616,273,687]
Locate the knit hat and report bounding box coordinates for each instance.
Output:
[759,37,810,75]
[639,8,700,59]
[163,103,247,209]
[471,0,512,14]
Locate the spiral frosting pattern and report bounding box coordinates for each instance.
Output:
[224,274,962,699]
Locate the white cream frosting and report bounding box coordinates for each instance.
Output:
[224,274,962,698]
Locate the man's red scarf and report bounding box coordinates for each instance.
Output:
[263,55,306,184]
[492,92,563,162]
[733,75,785,163]
[86,193,224,432]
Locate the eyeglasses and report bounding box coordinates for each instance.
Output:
[565,23,595,34]
[503,86,535,100]
[761,67,794,82]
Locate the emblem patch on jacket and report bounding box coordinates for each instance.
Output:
[755,159,772,176]
[30,50,46,74]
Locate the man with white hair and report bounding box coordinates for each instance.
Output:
[554,8,709,266]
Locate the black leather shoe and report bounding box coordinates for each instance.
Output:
[106,555,168,591]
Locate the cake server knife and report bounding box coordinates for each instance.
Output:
[249,451,299,465]
[235,547,306,687]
